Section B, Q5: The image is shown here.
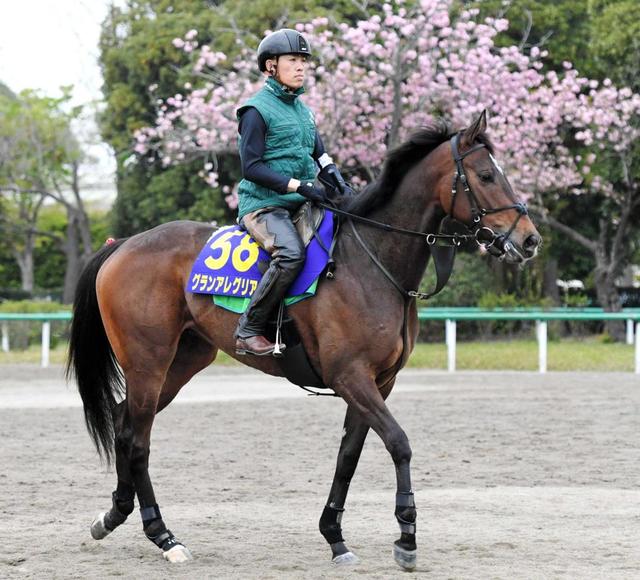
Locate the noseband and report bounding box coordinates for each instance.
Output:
[448,132,528,257]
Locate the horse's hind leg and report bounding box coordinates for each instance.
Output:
[127,332,216,562]
[90,401,135,540]
[89,330,215,560]
[124,366,196,563]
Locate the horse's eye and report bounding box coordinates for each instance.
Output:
[479,172,494,183]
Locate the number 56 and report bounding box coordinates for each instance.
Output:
[205,230,259,273]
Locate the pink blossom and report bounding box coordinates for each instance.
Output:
[136,0,640,209]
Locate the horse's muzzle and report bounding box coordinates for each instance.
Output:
[502,232,541,264]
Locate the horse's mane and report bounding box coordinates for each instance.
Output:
[340,119,494,216]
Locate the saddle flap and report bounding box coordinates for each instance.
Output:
[292,201,325,248]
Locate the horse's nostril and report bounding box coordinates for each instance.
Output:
[523,234,541,253]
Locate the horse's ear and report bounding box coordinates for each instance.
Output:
[462,109,488,146]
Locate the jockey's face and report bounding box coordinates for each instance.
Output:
[265,54,308,90]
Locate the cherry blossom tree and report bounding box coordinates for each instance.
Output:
[134,0,640,312]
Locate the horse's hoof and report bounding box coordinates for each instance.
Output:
[162,544,193,563]
[332,551,359,565]
[90,512,111,540]
[393,543,416,571]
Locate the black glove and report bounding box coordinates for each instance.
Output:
[318,164,355,197]
[296,182,327,203]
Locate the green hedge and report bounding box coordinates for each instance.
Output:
[0,300,71,350]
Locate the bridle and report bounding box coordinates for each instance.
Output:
[448,132,528,258]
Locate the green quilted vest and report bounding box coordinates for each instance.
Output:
[236,77,317,219]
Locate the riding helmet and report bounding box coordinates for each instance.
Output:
[257,29,312,72]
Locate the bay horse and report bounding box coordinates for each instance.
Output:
[67,111,541,570]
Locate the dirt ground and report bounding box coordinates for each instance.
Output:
[1,365,639,579]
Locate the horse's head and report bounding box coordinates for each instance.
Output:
[436,111,541,264]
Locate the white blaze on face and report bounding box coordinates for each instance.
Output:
[489,153,505,176]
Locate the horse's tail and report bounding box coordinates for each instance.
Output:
[66,239,128,464]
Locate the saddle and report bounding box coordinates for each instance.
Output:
[292,201,325,247]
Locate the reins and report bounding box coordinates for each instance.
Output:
[320,201,473,248]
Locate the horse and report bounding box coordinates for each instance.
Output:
[67,111,541,570]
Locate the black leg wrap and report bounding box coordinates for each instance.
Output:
[395,492,417,551]
[141,505,182,552]
[104,486,135,531]
[319,505,345,545]
[146,528,181,552]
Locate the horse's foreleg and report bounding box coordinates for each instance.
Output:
[90,401,135,540]
[334,374,416,571]
[320,406,369,565]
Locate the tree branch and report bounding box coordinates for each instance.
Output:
[518,10,533,50]
[0,185,75,209]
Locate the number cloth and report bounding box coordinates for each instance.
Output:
[186,211,334,313]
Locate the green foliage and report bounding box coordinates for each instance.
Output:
[33,207,67,291]
[0,241,20,291]
[0,81,15,99]
[418,251,545,341]
[113,160,235,234]
[563,292,590,308]
[475,291,552,337]
[0,300,70,313]
[100,1,216,151]
[476,291,553,309]
[471,0,591,72]
[0,88,80,189]
[100,1,223,234]
[472,0,640,91]
[590,0,640,91]
[0,89,86,295]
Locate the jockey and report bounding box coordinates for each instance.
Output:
[234,28,352,357]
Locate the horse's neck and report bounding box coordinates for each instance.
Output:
[355,163,444,294]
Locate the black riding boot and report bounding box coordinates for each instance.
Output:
[235,208,305,356]
[234,262,287,354]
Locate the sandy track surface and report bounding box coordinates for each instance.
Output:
[1,366,639,579]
